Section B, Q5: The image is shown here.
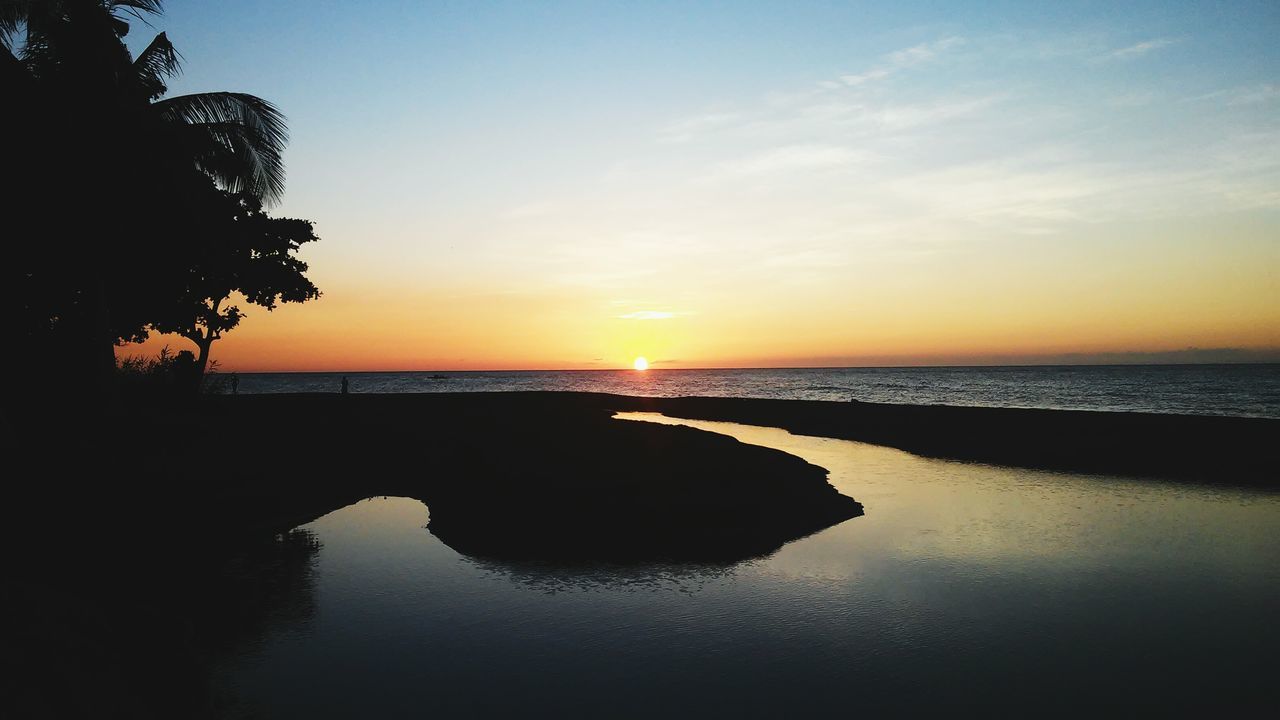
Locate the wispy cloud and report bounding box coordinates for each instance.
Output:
[721,144,866,177]
[833,36,965,89]
[660,35,975,147]
[838,67,892,87]
[874,95,1000,130]
[1189,84,1280,106]
[618,310,680,320]
[496,28,1277,301]
[1227,84,1280,105]
[888,157,1109,231]
[887,36,966,66]
[1103,37,1178,61]
[657,112,743,143]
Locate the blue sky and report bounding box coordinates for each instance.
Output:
[122,1,1279,369]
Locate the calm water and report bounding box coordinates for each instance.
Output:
[221,414,1279,716]
[232,364,1280,418]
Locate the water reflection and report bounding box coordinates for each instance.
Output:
[222,416,1280,717]
[462,557,745,594]
[200,528,322,715]
[618,411,1278,575]
[314,495,747,593]
[212,528,321,654]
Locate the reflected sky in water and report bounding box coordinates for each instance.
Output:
[223,415,1280,716]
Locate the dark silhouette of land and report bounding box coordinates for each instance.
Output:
[178,392,866,564]
[1,391,861,716]
[5,2,1276,717]
[12,3,1273,717]
[609,393,1277,485]
[4,389,1276,716]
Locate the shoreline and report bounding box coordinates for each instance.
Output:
[3,390,1273,716]
[220,363,1280,423]
[3,390,866,714]
[226,360,1280,374]
[600,393,1277,486]
[204,390,1275,487]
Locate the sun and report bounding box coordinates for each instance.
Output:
[633,356,649,371]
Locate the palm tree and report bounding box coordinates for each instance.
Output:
[4,0,291,395]
[128,32,290,204]
[4,0,289,203]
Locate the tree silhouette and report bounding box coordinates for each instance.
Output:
[4,2,287,201]
[151,192,321,379]
[4,1,292,397]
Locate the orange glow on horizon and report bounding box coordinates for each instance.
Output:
[97,6,1280,377]
[114,236,1280,375]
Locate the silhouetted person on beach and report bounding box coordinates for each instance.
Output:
[341,376,349,394]
[231,374,239,395]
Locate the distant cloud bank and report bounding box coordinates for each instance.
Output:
[798,347,1280,367]
[1045,347,1280,365]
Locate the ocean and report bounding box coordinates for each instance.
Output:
[230,363,1280,419]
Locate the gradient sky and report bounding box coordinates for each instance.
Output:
[123,0,1279,370]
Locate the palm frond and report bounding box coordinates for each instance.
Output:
[0,0,26,33]
[0,3,22,52]
[1,1,165,49]
[109,0,164,37]
[188,126,283,203]
[0,0,47,52]
[2,37,20,70]
[131,30,178,98]
[153,91,289,204]
[110,0,164,13]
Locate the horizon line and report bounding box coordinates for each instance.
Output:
[218,359,1280,374]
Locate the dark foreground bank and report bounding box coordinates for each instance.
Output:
[2,391,1274,717]
[2,391,859,718]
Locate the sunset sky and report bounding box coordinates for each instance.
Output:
[124,0,1279,370]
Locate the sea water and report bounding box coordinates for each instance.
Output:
[219,413,1279,716]
[229,364,1280,419]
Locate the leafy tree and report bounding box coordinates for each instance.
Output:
[3,1,291,395]
[151,192,321,378]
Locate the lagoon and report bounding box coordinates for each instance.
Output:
[221,413,1279,716]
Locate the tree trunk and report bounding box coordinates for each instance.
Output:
[93,276,118,402]
[191,297,224,391]
[195,337,214,385]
